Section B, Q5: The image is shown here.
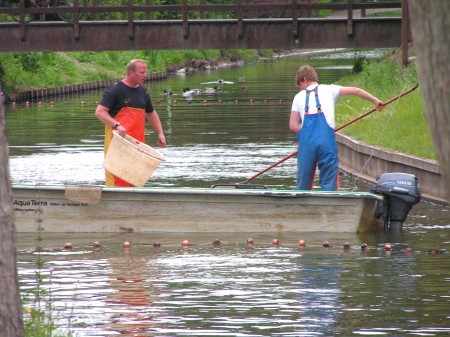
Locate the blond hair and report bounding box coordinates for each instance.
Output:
[295,65,319,85]
[127,59,147,72]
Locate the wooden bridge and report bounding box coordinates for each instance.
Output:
[0,1,411,61]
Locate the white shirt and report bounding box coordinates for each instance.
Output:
[291,84,341,129]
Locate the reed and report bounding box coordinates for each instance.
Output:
[21,209,74,337]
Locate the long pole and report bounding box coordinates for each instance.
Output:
[239,82,419,184]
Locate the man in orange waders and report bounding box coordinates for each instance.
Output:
[289,65,384,191]
[95,59,166,186]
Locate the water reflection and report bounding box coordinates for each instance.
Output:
[16,231,450,337]
[107,255,154,335]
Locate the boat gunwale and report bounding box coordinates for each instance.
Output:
[11,183,383,201]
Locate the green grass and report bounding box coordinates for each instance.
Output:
[335,56,435,159]
[0,49,262,93]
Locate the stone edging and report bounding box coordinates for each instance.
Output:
[336,133,447,204]
[8,71,168,102]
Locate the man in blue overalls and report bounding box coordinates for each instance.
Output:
[290,65,384,191]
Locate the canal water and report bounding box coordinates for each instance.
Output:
[6,49,450,336]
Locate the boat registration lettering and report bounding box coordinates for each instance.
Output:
[13,199,88,208]
[13,199,48,207]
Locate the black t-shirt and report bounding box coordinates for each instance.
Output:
[100,81,154,117]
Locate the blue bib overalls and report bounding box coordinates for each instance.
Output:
[296,86,339,191]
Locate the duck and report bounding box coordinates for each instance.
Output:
[163,89,173,96]
[182,88,201,97]
[201,79,234,85]
[219,79,234,84]
[202,86,218,94]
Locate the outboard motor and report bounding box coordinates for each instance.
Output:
[371,173,421,231]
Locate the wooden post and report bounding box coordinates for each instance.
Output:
[402,0,410,67]
[291,0,298,37]
[183,0,189,39]
[347,0,354,36]
[128,0,134,39]
[237,0,244,38]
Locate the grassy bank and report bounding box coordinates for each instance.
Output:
[0,49,260,94]
[336,51,435,159]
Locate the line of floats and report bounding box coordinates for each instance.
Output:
[50,239,448,255]
[8,98,286,107]
[6,78,282,107]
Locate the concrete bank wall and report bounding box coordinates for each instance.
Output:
[9,71,168,102]
[337,133,447,204]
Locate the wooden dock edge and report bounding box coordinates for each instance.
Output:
[337,133,448,205]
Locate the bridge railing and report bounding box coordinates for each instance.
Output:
[0,1,403,26]
[0,0,410,62]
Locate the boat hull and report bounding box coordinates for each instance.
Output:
[12,184,384,233]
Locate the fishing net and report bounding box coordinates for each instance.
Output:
[65,185,103,205]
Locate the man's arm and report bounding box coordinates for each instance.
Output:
[147,110,166,147]
[95,104,127,136]
[95,104,115,126]
[339,87,384,111]
[289,111,302,133]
